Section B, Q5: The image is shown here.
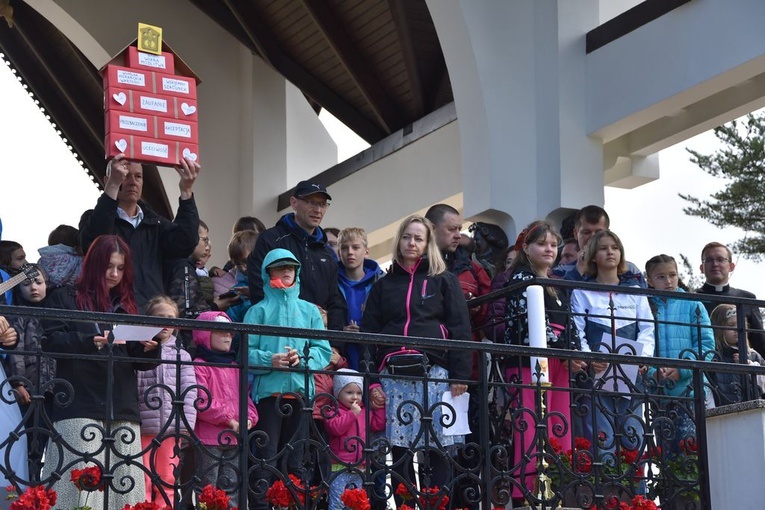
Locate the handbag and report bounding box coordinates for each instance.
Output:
[381,348,426,377]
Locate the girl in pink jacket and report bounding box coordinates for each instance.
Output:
[138,296,198,505]
[324,369,385,510]
[193,311,258,509]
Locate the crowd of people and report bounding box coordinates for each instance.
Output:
[0,154,764,509]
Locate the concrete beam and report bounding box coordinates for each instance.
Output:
[588,0,765,144]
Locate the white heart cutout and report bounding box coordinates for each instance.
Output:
[181,103,196,115]
[115,139,127,152]
[182,148,197,161]
[113,92,127,105]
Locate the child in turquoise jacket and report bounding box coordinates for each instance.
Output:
[245,248,331,500]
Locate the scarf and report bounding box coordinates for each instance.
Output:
[194,344,237,365]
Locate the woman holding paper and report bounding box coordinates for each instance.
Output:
[570,230,655,457]
[41,235,160,509]
[503,220,580,503]
[362,215,471,496]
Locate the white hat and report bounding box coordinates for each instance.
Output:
[333,368,363,398]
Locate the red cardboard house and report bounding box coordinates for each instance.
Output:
[101,38,201,166]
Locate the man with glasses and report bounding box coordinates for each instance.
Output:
[246,180,347,330]
[697,241,765,356]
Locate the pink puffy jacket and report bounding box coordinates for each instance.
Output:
[192,312,258,445]
[324,404,385,465]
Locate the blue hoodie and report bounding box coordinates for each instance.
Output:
[337,258,383,369]
[244,248,331,403]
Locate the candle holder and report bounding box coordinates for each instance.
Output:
[526,379,559,509]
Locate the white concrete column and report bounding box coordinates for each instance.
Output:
[428,0,604,237]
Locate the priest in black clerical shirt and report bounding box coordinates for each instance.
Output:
[696,242,765,357]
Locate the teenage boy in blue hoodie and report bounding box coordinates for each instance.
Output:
[336,227,383,371]
[336,228,386,505]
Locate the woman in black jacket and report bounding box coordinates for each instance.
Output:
[41,235,159,508]
[362,214,472,495]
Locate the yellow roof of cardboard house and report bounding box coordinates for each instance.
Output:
[99,39,201,85]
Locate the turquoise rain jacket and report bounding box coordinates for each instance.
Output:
[245,248,331,403]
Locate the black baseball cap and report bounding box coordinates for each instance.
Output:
[293,180,332,200]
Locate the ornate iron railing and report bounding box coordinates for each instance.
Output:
[0,278,763,509]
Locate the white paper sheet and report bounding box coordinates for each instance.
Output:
[111,324,164,342]
[441,391,471,436]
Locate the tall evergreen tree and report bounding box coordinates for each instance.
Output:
[681,112,765,260]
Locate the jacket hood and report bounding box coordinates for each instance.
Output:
[38,244,79,256]
[444,245,473,275]
[338,258,383,287]
[192,311,232,349]
[262,248,302,299]
[278,213,327,244]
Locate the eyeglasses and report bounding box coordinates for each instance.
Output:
[703,257,730,265]
[200,237,210,245]
[298,198,330,210]
[651,273,678,282]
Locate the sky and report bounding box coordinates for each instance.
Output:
[1,57,763,296]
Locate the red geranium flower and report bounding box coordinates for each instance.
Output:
[266,479,292,509]
[71,465,103,492]
[549,437,563,454]
[630,495,658,509]
[573,450,592,474]
[395,483,411,500]
[574,437,592,451]
[418,486,449,510]
[9,485,57,510]
[643,445,662,460]
[199,484,231,510]
[341,487,371,510]
[266,476,309,509]
[680,437,698,455]
[121,503,172,510]
[620,448,639,465]
[287,474,308,506]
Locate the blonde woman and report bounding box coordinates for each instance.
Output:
[362,215,471,493]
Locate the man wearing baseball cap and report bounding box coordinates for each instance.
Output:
[246,180,347,330]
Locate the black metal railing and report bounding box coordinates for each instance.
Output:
[0,278,763,510]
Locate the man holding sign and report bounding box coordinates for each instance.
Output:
[79,155,201,309]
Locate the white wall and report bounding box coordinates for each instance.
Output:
[302,120,463,262]
[598,0,643,23]
[286,84,337,185]
[428,0,603,238]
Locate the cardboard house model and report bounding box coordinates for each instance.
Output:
[100,37,201,166]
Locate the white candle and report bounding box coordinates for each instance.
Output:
[527,285,550,384]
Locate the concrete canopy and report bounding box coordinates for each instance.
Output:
[2,0,765,260]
